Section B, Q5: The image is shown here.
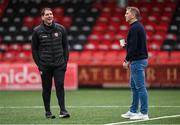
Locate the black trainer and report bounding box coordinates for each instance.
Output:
[59,111,70,118]
[45,112,56,119]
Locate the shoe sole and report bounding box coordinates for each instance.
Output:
[130,117,149,120]
[121,115,130,119]
[59,114,70,118]
[46,116,56,119]
[121,114,138,119]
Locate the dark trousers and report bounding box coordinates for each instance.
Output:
[39,65,66,113]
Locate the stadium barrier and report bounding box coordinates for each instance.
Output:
[0,63,180,90]
[78,65,180,87]
[0,63,78,90]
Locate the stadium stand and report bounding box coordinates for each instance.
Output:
[0,0,180,64]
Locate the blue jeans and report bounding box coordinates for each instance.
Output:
[129,59,148,114]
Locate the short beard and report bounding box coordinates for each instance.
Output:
[44,21,52,26]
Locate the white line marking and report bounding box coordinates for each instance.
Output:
[0,124,99,125]
[0,105,180,109]
[105,114,180,125]
[1,115,180,125]
[0,106,180,125]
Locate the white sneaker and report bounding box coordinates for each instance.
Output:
[121,111,138,119]
[130,112,149,120]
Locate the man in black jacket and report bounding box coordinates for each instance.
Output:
[120,7,149,120]
[31,8,70,119]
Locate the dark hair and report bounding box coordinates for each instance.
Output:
[126,6,140,20]
[40,8,52,16]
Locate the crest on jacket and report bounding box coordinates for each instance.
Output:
[54,32,59,37]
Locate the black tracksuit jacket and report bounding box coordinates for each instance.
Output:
[31,22,69,69]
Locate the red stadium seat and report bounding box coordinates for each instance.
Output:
[117,50,126,64]
[84,43,97,51]
[16,52,30,62]
[170,51,180,64]
[3,52,15,62]
[151,33,165,44]
[166,33,177,41]
[33,17,41,27]
[88,34,100,43]
[148,51,158,64]
[156,24,168,32]
[8,44,21,52]
[97,43,109,51]
[69,51,80,63]
[157,51,170,64]
[92,51,105,64]
[92,25,106,34]
[23,16,34,29]
[0,53,2,61]
[53,7,64,16]
[0,0,178,65]
[22,43,31,51]
[145,24,155,33]
[148,42,161,51]
[0,44,8,51]
[103,51,120,64]
[62,16,72,28]
[104,50,126,65]
[110,42,121,51]
[78,51,93,64]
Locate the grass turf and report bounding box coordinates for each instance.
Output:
[0,89,180,124]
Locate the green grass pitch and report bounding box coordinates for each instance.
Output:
[0,89,180,124]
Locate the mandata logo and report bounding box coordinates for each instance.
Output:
[0,64,41,85]
[0,63,78,90]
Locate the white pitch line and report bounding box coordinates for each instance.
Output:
[0,105,180,109]
[105,114,180,125]
[0,124,99,125]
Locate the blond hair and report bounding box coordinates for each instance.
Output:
[126,7,140,20]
